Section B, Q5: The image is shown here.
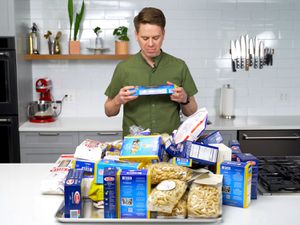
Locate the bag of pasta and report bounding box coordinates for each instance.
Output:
[149,162,193,184]
[148,179,187,213]
[157,192,188,218]
[187,173,223,218]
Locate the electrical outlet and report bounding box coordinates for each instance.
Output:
[279,93,288,102]
[64,91,76,103]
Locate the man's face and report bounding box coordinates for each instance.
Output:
[135,23,165,59]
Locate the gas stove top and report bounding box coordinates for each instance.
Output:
[257,156,300,195]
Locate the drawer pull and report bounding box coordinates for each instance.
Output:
[243,133,300,140]
[0,118,11,123]
[97,132,119,136]
[38,132,60,136]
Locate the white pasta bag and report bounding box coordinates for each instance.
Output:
[148,162,193,185]
[187,173,223,218]
[148,179,187,213]
[74,139,107,161]
[174,107,208,144]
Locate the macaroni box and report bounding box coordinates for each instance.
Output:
[130,84,175,96]
[187,142,219,166]
[72,159,95,176]
[120,135,163,162]
[217,161,252,208]
[104,167,118,218]
[64,169,84,218]
[117,169,151,218]
[95,159,143,184]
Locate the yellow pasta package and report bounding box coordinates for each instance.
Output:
[148,162,193,184]
[187,173,223,218]
[148,179,187,214]
[157,192,188,219]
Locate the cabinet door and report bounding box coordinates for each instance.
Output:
[0,0,15,36]
[79,131,122,143]
[20,132,79,163]
[238,130,300,156]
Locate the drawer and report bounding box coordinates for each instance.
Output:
[79,131,122,143]
[20,132,79,148]
[21,148,74,163]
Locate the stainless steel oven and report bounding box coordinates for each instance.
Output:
[0,37,20,163]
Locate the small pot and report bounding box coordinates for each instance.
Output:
[115,41,129,55]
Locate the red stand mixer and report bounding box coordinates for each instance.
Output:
[28,78,64,123]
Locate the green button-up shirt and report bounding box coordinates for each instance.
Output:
[105,51,198,136]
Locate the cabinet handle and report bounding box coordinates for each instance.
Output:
[243,133,300,140]
[0,118,11,123]
[97,132,119,136]
[38,132,60,136]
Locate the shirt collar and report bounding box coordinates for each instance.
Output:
[138,49,164,68]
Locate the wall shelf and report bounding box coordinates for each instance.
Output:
[24,54,132,61]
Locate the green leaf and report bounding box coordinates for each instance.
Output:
[73,1,85,41]
[68,0,73,40]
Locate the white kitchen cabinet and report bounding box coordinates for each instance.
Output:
[79,131,122,143]
[0,0,15,36]
[20,132,79,163]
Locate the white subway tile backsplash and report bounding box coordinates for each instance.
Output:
[29,0,300,117]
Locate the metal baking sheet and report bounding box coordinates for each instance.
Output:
[55,199,222,224]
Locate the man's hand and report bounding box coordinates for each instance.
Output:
[167,81,188,104]
[114,86,138,105]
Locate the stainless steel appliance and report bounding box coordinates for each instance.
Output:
[0,37,20,163]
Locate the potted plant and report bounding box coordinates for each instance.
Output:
[93,26,103,49]
[113,26,129,55]
[68,0,85,54]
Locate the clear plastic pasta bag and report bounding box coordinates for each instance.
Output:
[157,191,188,218]
[187,173,223,218]
[148,179,187,213]
[149,162,193,184]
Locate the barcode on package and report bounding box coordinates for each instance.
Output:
[70,210,80,218]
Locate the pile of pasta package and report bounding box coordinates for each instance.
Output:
[41,107,259,220]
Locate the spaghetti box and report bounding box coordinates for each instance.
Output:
[130,84,175,96]
[229,139,240,147]
[187,142,219,166]
[117,169,151,218]
[199,131,224,145]
[64,169,84,218]
[120,135,163,162]
[72,159,95,176]
[217,161,252,208]
[95,159,142,184]
[236,153,259,199]
[231,146,242,161]
[104,167,118,218]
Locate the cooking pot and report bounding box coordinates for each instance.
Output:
[27,100,62,122]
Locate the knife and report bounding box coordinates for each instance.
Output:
[254,37,259,69]
[240,35,246,69]
[230,40,237,72]
[245,34,249,71]
[249,38,254,67]
[259,41,265,69]
[235,39,241,70]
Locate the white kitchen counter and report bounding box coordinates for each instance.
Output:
[1,163,299,225]
[19,116,300,131]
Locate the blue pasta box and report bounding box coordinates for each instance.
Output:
[169,157,192,167]
[199,131,224,145]
[236,153,259,199]
[120,135,163,162]
[72,159,95,176]
[130,84,175,96]
[217,161,252,208]
[64,169,84,218]
[228,139,240,147]
[104,167,118,218]
[117,169,151,218]
[95,159,143,184]
[187,142,219,166]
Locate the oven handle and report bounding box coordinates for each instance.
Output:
[0,52,9,57]
[0,118,12,123]
[243,133,300,140]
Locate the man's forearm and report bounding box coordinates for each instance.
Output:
[104,97,121,117]
[181,96,197,116]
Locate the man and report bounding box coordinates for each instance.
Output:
[105,7,198,136]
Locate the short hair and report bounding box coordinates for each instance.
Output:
[134,7,166,32]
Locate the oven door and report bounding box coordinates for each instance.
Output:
[0,116,20,163]
[0,49,18,115]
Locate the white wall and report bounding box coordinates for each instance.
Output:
[30,0,300,118]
